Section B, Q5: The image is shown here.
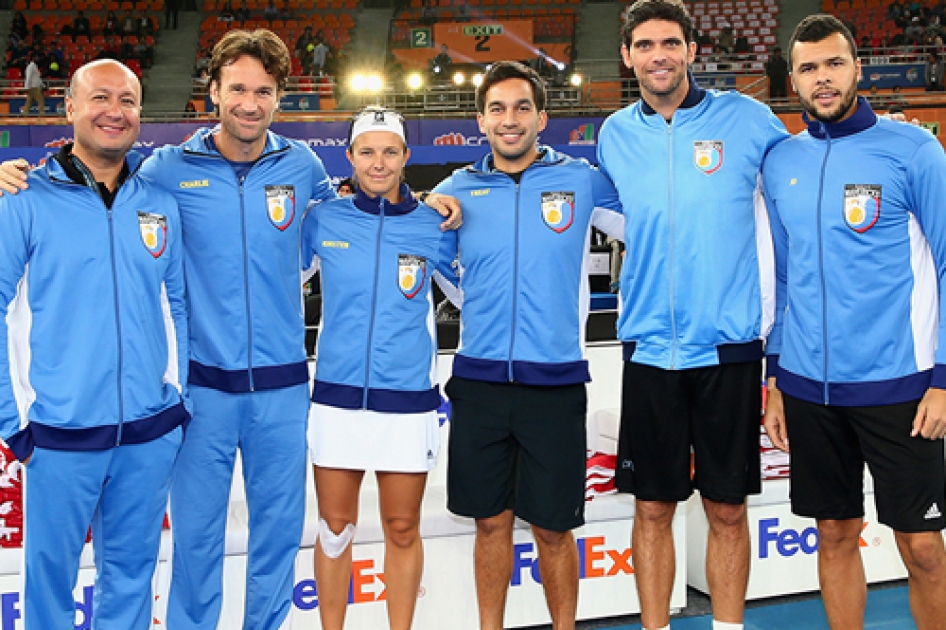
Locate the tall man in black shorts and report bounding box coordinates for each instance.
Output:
[433,61,624,629]
[763,15,946,629]
[596,2,790,628]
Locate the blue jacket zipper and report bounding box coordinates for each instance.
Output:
[364,199,385,407]
[508,181,521,382]
[816,123,832,405]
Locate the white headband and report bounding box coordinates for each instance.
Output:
[350,109,406,145]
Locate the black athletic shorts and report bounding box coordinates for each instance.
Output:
[616,360,762,504]
[783,393,946,532]
[445,376,587,532]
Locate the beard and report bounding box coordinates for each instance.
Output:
[799,83,858,123]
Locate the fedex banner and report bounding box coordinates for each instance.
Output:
[0,118,607,150]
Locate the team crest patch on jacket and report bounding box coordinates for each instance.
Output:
[843,184,882,233]
[138,212,167,258]
[541,192,575,233]
[398,254,427,299]
[265,185,296,231]
[693,141,724,175]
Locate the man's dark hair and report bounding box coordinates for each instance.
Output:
[475,60,546,113]
[788,14,857,66]
[621,0,694,49]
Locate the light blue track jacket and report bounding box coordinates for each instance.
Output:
[433,146,623,385]
[763,97,946,406]
[597,79,789,369]
[142,128,336,393]
[303,184,457,412]
[0,149,189,460]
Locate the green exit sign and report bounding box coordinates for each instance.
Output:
[463,24,503,36]
[920,121,940,137]
[410,28,432,48]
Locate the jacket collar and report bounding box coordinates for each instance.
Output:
[469,144,565,174]
[182,126,290,158]
[640,72,705,116]
[46,142,142,183]
[804,96,877,139]
[352,182,418,216]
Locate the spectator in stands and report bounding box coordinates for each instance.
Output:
[927,52,944,90]
[860,34,873,52]
[220,0,235,20]
[184,100,197,113]
[421,0,436,25]
[734,34,750,53]
[166,0,181,29]
[72,11,91,42]
[46,38,64,70]
[430,44,452,82]
[120,11,138,37]
[7,39,29,71]
[335,177,353,196]
[888,0,905,25]
[29,23,44,47]
[263,0,279,22]
[135,36,154,68]
[194,45,211,75]
[234,0,249,24]
[312,37,329,76]
[103,11,119,36]
[906,16,925,42]
[717,24,734,52]
[10,12,27,41]
[766,46,789,99]
[279,0,292,19]
[119,36,135,62]
[295,25,315,71]
[95,36,120,60]
[22,52,43,116]
[138,13,155,37]
[928,15,943,39]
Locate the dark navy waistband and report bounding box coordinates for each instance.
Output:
[776,368,932,407]
[622,340,764,364]
[189,360,309,393]
[312,380,441,413]
[6,400,190,461]
[452,355,591,385]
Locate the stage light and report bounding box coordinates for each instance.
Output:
[471,73,484,87]
[407,73,424,90]
[453,72,465,86]
[366,74,382,93]
[570,73,583,87]
[350,74,366,91]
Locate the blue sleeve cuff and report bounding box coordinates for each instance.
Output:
[765,354,780,379]
[5,427,32,461]
[931,364,946,390]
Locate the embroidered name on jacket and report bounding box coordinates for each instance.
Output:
[138,212,167,258]
[179,179,209,188]
[843,184,882,233]
[693,140,724,175]
[541,191,575,233]
[265,185,296,231]
[398,254,427,299]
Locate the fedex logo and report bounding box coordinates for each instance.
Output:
[293,559,388,610]
[759,518,870,559]
[1,586,93,630]
[512,536,632,586]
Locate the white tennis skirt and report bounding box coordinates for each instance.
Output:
[307,403,441,473]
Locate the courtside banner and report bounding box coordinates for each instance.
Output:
[0,118,605,149]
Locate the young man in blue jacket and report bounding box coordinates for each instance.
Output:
[763,15,946,630]
[0,59,188,629]
[434,61,624,630]
[596,1,789,628]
